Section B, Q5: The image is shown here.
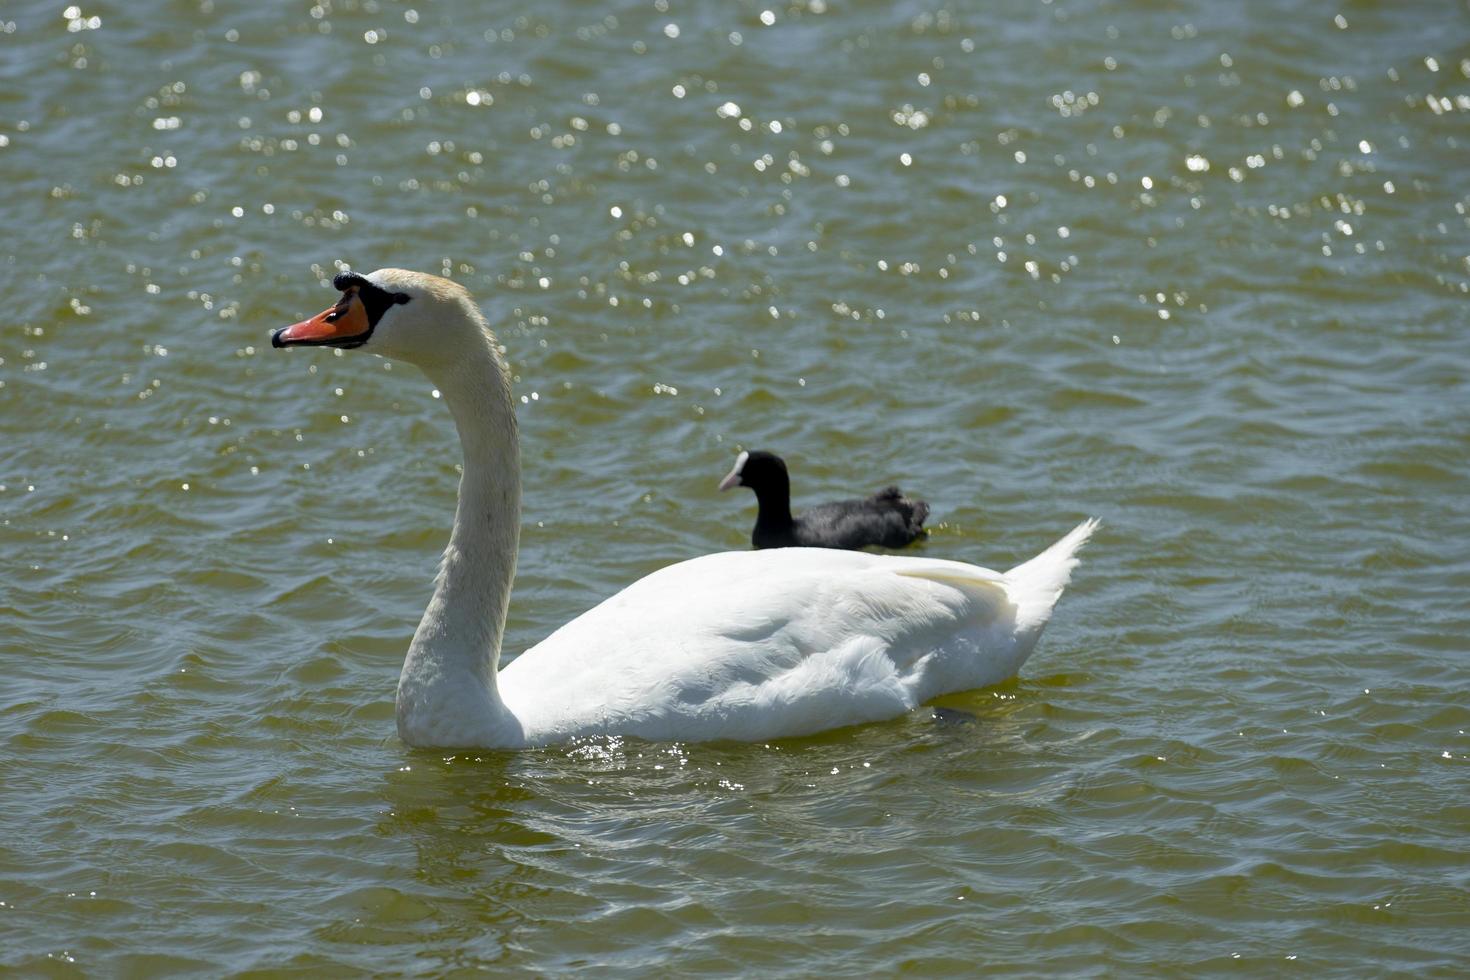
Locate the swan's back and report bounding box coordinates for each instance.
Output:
[497,521,1095,744]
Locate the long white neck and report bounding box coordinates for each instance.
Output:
[395,325,525,747]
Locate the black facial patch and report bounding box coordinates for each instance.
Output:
[333,272,412,330]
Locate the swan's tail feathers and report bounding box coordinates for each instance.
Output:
[1004,518,1099,636]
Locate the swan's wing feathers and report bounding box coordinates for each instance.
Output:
[893,563,1008,616]
[501,549,1030,742]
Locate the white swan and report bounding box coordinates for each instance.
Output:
[273,268,1098,748]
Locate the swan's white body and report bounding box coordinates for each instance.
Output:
[276,269,1097,749]
[491,527,1096,746]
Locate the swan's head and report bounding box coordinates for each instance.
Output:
[272,268,490,370]
[718,449,789,493]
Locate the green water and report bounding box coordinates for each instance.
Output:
[3,0,1469,974]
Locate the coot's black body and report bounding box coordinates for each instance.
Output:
[719,450,930,551]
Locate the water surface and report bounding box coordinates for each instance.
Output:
[2,0,1468,974]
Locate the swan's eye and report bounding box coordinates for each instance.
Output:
[324,288,359,322]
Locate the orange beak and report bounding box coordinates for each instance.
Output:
[272,293,372,348]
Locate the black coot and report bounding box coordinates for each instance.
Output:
[718,450,930,550]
